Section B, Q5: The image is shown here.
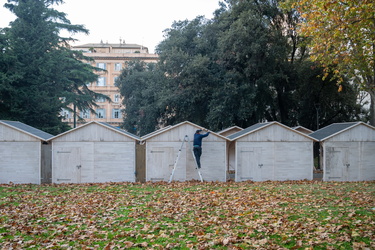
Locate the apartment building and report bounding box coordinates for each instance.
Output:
[62,41,158,128]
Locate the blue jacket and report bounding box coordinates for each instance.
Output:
[193,132,210,147]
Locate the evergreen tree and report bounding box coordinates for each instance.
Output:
[1,0,107,134]
[0,28,20,119]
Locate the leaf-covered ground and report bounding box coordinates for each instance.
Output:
[0,181,374,249]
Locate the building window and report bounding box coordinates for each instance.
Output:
[97,62,106,70]
[96,97,106,103]
[61,109,70,119]
[113,109,122,119]
[97,77,106,86]
[114,63,122,71]
[114,76,119,85]
[96,109,105,118]
[80,109,90,119]
[114,94,120,103]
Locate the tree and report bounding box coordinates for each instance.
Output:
[156,17,217,128]
[207,0,298,128]
[155,1,300,130]
[116,60,165,136]
[115,0,367,132]
[1,0,107,134]
[59,50,110,128]
[295,61,367,130]
[289,0,375,125]
[0,28,20,118]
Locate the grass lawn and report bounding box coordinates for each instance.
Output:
[0,181,374,249]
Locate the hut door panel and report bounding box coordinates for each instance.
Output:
[361,143,375,180]
[94,142,135,182]
[274,142,311,181]
[326,147,351,181]
[238,147,263,181]
[54,147,81,183]
[148,147,175,181]
[0,142,39,184]
[346,146,359,181]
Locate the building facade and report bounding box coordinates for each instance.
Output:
[62,42,158,128]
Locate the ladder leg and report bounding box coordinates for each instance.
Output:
[170,135,204,183]
[169,136,187,183]
[196,168,203,182]
[187,135,203,182]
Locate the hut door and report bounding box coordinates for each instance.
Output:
[326,147,352,181]
[54,147,81,183]
[238,147,263,181]
[149,147,174,181]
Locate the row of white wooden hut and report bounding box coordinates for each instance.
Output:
[1,120,374,184]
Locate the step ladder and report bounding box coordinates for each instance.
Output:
[169,135,203,183]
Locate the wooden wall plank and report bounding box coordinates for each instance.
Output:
[94,142,135,182]
[360,142,375,180]
[323,140,374,181]
[237,124,312,142]
[235,134,314,182]
[0,124,39,142]
[53,123,135,142]
[0,142,40,184]
[326,125,375,142]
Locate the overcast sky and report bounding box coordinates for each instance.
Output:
[0,0,220,53]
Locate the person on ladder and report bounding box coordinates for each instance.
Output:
[193,129,210,169]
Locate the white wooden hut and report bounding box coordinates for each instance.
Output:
[0,120,53,184]
[141,121,228,182]
[49,121,140,183]
[228,121,316,182]
[217,126,244,179]
[309,122,375,181]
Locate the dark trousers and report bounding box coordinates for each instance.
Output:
[193,146,202,168]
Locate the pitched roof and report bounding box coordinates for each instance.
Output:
[292,126,314,134]
[48,121,140,141]
[141,121,228,141]
[227,123,270,140]
[228,121,317,141]
[98,122,140,140]
[140,125,172,140]
[217,126,243,135]
[309,122,371,141]
[0,120,54,141]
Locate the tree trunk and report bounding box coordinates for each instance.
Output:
[369,90,375,126]
[73,103,77,128]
